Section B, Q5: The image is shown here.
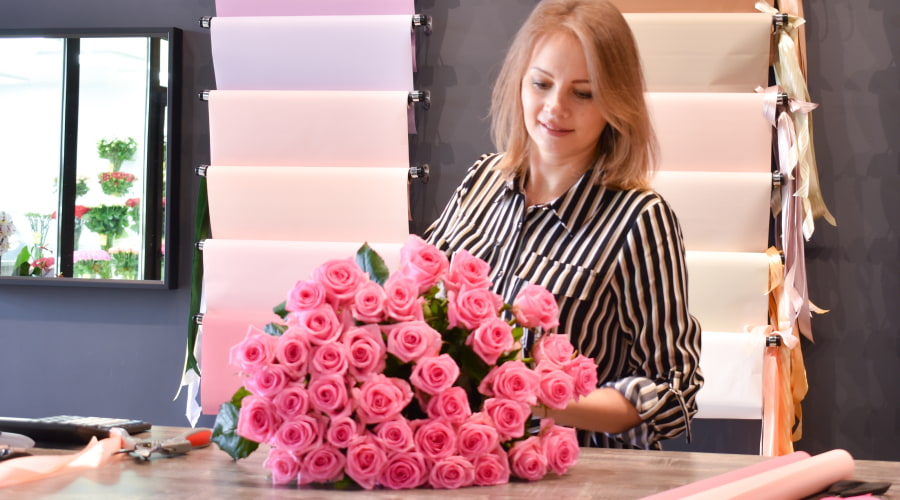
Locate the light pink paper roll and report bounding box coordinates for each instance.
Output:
[647,93,772,173]
[211,15,414,91]
[686,251,770,333]
[695,330,765,419]
[215,0,415,16]
[206,166,410,243]
[624,13,772,92]
[682,449,855,500]
[208,90,410,168]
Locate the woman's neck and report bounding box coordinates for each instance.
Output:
[524,157,591,206]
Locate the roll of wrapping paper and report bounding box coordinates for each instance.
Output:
[215,0,415,16]
[685,251,770,333]
[646,92,772,173]
[205,165,410,243]
[610,0,760,13]
[623,13,772,92]
[210,15,414,91]
[207,90,411,168]
[651,171,772,253]
[695,330,765,419]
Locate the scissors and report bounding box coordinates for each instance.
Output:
[113,427,212,460]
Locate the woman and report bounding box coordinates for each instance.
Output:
[425,0,703,450]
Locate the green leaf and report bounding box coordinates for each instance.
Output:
[211,387,259,461]
[356,243,390,285]
[263,322,287,337]
[272,300,288,320]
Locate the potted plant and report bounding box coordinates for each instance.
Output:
[73,249,111,279]
[97,137,137,172]
[98,171,136,197]
[110,247,139,280]
[82,204,130,250]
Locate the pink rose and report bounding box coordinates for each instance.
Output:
[275,328,311,380]
[354,373,413,425]
[312,258,367,308]
[236,395,281,444]
[244,364,291,398]
[541,421,579,476]
[535,361,575,410]
[310,342,350,378]
[285,279,326,313]
[508,436,547,481]
[228,326,277,375]
[383,274,425,322]
[565,354,599,399]
[533,333,575,367]
[326,416,361,449]
[272,383,310,420]
[512,283,559,331]
[380,452,429,490]
[429,455,475,489]
[299,443,346,485]
[466,316,514,365]
[342,325,386,381]
[473,446,511,486]
[307,374,351,418]
[447,287,503,330]
[456,420,500,460]
[425,386,472,424]
[444,249,493,295]
[398,234,449,294]
[272,414,322,452]
[345,434,388,490]
[351,280,387,323]
[478,360,539,406]
[374,417,416,453]
[413,418,457,460]
[409,354,460,396]
[263,447,300,486]
[290,304,343,346]
[483,398,530,441]
[383,321,442,364]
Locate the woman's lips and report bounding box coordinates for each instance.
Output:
[541,122,573,137]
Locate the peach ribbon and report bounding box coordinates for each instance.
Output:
[0,433,124,488]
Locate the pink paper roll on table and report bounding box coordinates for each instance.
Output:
[207,90,411,168]
[685,251,771,333]
[215,0,415,16]
[210,15,414,91]
[624,13,772,92]
[647,92,772,173]
[206,165,410,243]
[651,171,772,253]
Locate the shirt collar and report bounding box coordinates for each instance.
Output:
[505,169,606,235]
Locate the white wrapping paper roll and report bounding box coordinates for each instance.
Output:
[211,15,414,91]
[695,330,765,419]
[206,166,410,243]
[208,90,411,168]
[686,251,770,333]
[624,13,772,92]
[652,171,772,253]
[215,0,415,16]
[647,92,772,173]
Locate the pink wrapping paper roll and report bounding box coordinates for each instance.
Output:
[682,449,855,500]
[685,251,770,333]
[215,0,415,16]
[610,0,760,13]
[624,13,772,92]
[211,15,414,91]
[651,171,772,253]
[208,90,410,168]
[206,166,410,243]
[647,93,772,173]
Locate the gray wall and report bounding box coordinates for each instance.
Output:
[1,0,897,461]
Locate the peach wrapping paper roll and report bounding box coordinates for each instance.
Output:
[686,251,770,333]
[208,90,410,168]
[682,449,855,500]
[210,15,414,91]
[623,13,772,92]
[647,93,772,173]
[215,0,415,16]
[695,330,766,419]
[206,166,410,243]
[651,171,772,253]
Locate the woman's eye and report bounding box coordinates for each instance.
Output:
[531,80,550,90]
[574,90,593,99]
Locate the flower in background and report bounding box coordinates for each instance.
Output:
[125,198,141,231]
[98,172,136,197]
[82,205,130,250]
[109,247,139,280]
[24,212,52,260]
[0,211,16,257]
[30,257,55,277]
[73,249,111,279]
[212,236,589,490]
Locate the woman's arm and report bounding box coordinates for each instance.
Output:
[536,387,642,434]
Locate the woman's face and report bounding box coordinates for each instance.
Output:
[521,31,607,170]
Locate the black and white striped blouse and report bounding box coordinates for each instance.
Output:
[425,153,703,450]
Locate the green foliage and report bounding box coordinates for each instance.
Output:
[96,137,137,171]
[212,387,260,461]
[356,243,390,285]
[82,205,131,245]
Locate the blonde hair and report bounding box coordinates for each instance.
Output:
[490,0,657,190]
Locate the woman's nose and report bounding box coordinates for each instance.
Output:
[544,88,567,115]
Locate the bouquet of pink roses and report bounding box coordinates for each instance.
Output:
[212,236,598,490]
